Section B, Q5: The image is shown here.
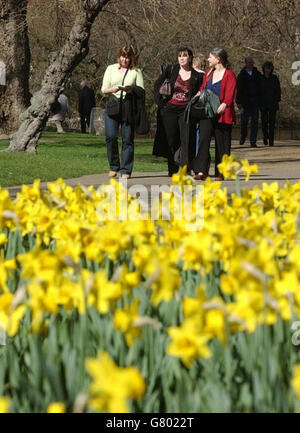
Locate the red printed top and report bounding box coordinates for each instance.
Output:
[169,73,191,105]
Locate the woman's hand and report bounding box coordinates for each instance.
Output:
[104,86,119,94]
[111,86,120,93]
[217,102,227,115]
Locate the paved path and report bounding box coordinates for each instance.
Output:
[7,140,300,200]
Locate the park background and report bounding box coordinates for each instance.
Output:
[0,0,300,139]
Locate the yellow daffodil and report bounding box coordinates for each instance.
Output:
[240,159,258,182]
[167,320,211,367]
[291,365,300,401]
[47,402,66,413]
[0,396,10,413]
[217,154,240,179]
[114,299,141,346]
[86,351,145,413]
[0,233,7,247]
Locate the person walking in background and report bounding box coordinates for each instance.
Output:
[78,80,96,133]
[236,57,262,147]
[192,48,236,181]
[259,61,281,147]
[192,54,206,156]
[153,47,203,176]
[101,45,145,179]
[50,91,71,133]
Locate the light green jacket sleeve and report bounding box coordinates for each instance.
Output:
[101,65,113,94]
[135,68,144,89]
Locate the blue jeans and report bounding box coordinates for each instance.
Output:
[104,111,134,174]
[240,104,259,145]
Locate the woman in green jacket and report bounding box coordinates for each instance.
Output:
[101,46,144,179]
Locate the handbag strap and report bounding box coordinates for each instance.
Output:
[120,68,129,101]
[184,94,199,124]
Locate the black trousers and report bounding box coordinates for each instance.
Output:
[80,111,91,133]
[261,109,277,146]
[192,118,232,177]
[160,103,196,174]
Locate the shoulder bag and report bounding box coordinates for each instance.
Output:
[184,89,220,123]
[159,65,174,96]
[106,68,129,117]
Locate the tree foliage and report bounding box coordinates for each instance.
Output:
[0,0,300,142]
[36,0,299,124]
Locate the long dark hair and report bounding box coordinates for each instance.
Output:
[210,47,230,68]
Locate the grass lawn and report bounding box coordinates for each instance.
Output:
[0,132,164,187]
[0,132,215,187]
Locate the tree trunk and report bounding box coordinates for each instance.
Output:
[0,0,31,135]
[7,0,111,153]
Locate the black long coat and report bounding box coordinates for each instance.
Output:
[152,64,203,158]
[122,86,149,134]
[236,67,262,109]
[78,86,96,115]
[259,74,281,111]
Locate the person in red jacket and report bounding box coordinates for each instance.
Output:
[192,48,236,180]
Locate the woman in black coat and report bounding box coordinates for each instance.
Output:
[153,47,203,176]
[259,61,281,147]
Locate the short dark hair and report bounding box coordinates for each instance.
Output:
[262,61,274,74]
[244,57,254,64]
[177,46,193,63]
[210,47,230,68]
